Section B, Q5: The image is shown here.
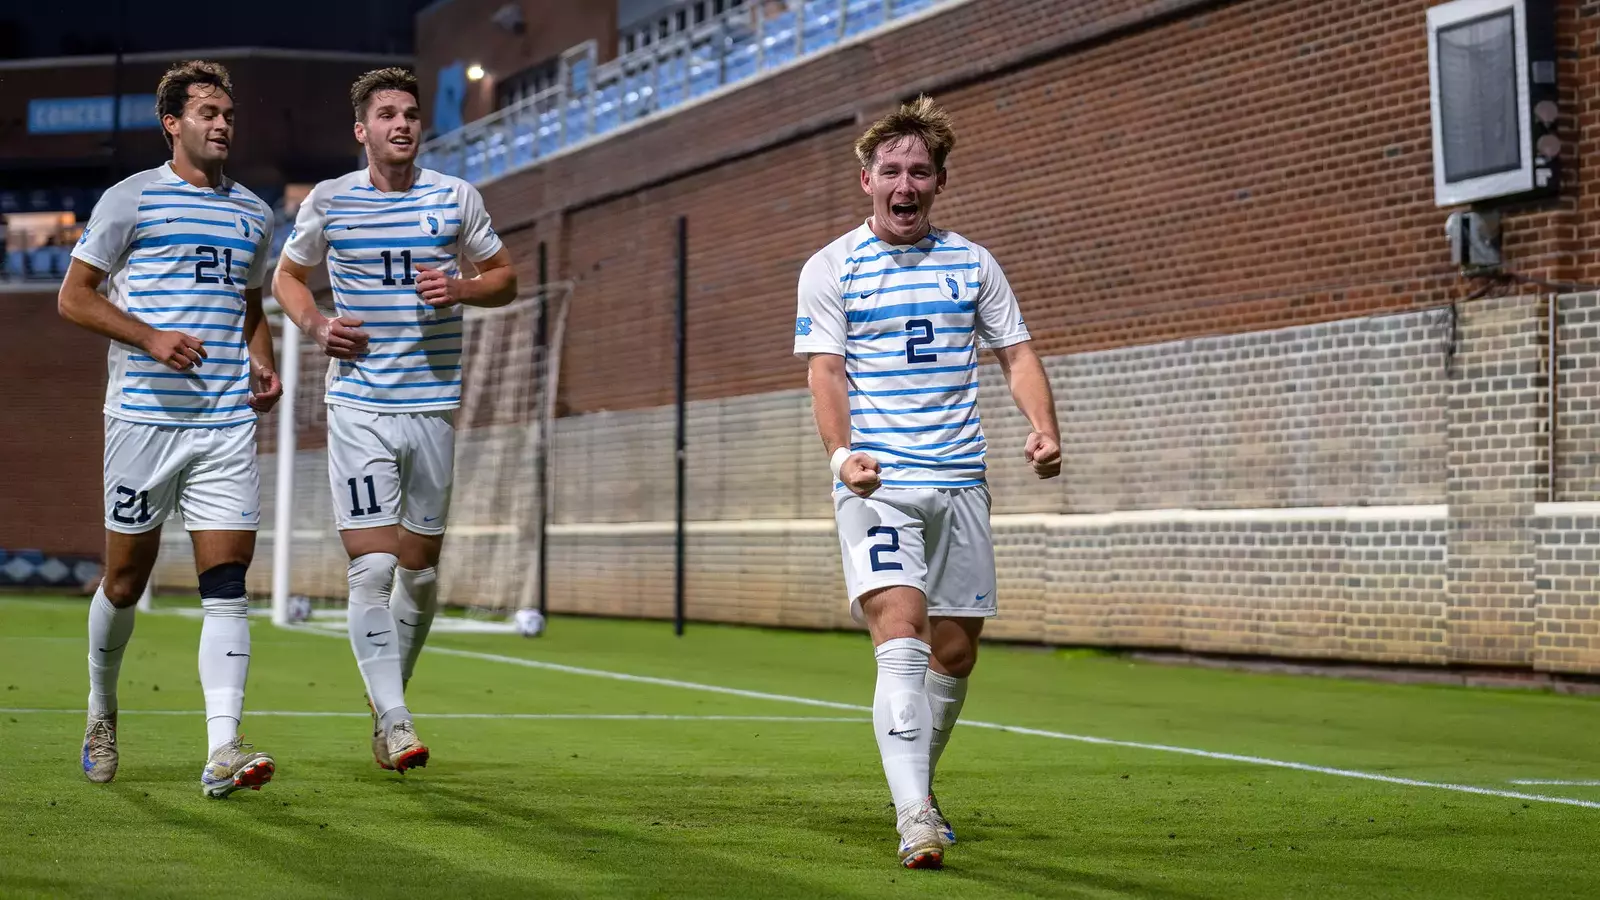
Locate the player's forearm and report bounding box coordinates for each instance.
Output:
[58,283,158,349]
[271,267,325,333]
[243,292,278,373]
[1000,345,1060,441]
[807,357,853,454]
[450,266,518,308]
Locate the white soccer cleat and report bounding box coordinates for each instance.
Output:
[386,720,429,773]
[929,792,956,846]
[201,737,275,798]
[366,696,395,770]
[81,712,118,784]
[897,797,946,869]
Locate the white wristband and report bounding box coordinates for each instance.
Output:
[829,447,852,481]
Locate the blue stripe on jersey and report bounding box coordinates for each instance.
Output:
[848,326,972,341]
[326,391,457,405]
[880,460,987,471]
[136,216,239,229]
[128,290,243,300]
[850,381,980,398]
[841,262,979,283]
[341,362,462,374]
[876,478,986,489]
[131,233,257,252]
[123,387,250,398]
[336,301,430,311]
[120,402,253,413]
[854,418,978,435]
[138,371,247,382]
[849,362,976,380]
[352,316,463,328]
[127,305,242,315]
[854,443,985,463]
[348,183,438,194]
[845,244,968,265]
[359,349,462,359]
[334,377,462,390]
[130,355,248,365]
[328,235,456,250]
[162,322,243,333]
[333,287,437,296]
[851,400,977,416]
[334,255,454,267]
[327,203,457,216]
[138,202,267,221]
[330,188,451,204]
[846,300,975,323]
[848,345,966,360]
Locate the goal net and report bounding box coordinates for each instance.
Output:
[152,281,574,621]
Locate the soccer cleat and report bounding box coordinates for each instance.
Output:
[897,797,946,869]
[386,720,429,772]
[81,712,119,783]
[366,696,395,770]
[929,792,956,846]
[201,737,275,798]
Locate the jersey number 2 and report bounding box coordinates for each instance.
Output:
[904,318,936,364]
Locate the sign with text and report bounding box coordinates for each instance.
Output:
[27,95,159,135]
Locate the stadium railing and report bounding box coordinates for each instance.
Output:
[418,0,948,187]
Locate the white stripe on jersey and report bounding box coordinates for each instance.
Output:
[794,221,1030,489]
[73,164,273,428]
[281,168,503,414]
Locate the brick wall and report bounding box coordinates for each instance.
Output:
[0,291,106,556]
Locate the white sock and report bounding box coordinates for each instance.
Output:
[86,584,136,718]
[347,553,409,726]
[393,565,438,688]
[873,637,934,827]
[925,669,969,788]
[198,594,250,751]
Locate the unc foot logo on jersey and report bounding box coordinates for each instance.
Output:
[944,273,961,300]
[420,212,440,236]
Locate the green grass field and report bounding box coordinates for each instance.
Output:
[2,593,1598,899]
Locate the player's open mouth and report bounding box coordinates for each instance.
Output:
[207,138,229,149]
[890,202,918,218]
[390,137,414,146]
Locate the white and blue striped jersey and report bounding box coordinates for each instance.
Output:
[72,163,274,428]
[794,221,1030,489]
[281,168,503,414]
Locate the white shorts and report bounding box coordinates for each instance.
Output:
[103,416,261,534]
[326,405,455,535]
[833,484,997,624]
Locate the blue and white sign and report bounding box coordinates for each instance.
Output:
[27,94,159,134]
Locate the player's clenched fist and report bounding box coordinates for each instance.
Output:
[249,364,282,413]
[1024,431,1061,479]
[143,329,207,371]
[414,265,455,307]
[312,315,369,360]
[840,451,882,498]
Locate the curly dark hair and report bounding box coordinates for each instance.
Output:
[351,67,420,121]
[155,60,233,149]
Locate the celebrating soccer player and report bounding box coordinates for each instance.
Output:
[59,61,282,797]
[793,96,1062,868]
[273,68,517,773]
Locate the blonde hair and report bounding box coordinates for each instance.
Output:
[853,95,957,171]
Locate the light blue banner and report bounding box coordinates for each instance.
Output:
[27,95,159,134]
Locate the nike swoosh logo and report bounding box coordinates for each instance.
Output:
[166,216,180,223]
[367,630,391,638]
[225,650,250,657]
[240,510,257,517]
[399,618,419,627]
[975,592,990,602]
[98,642,128,654]
[345,224,361,230]
[423,516,439,522]
[887,728,920,740]
[859,289,878,298]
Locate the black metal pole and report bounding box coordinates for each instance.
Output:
[674,215,688,637]
[535,241,550,621]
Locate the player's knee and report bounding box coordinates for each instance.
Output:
[348,552,399,607]
[198,562,248,601]
[934,648,977,679]
[101,567,149,608]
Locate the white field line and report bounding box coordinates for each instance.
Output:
[1509,779,1600,787]
[0,709,863,724]
[412,643,1600,812]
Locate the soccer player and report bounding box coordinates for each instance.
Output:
[273,68,517,773]
[58,61,282,798]
[794,96,1062,868]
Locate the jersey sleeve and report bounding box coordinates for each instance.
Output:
[280,182,331,267]
[973,245,1030,350]
[70,180,140,274]
[793,250,847,358]
[246,208,276,290]
[456,182,504,263]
